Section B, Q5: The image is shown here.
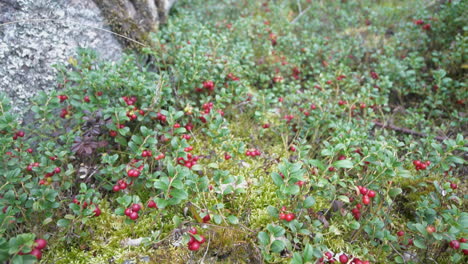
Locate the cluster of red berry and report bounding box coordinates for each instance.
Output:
[122,96,137,106]
[154,153,165,160]
[112,179,129,192]
[336,74,346,81]
[19,238,47,260]
[177,153,200,169]
[201,102,214,115]
[156,112,167,122]
[12,130,25,140]
[57,95,68,102]
[245,148,261,157]
[38,167,61,185]
[59,108,70,118]
[278,207,296,222]
[226,73,240,81]
[127,168,141,178]
[414,19,431,30]
[318,252,371,264]
[126,107,145,120]
[141,149,152,157]
[124,203,142,220]
[449,238,468,255]
[187,227,206,251]
[413,160,431,170]
[357,186,376,206]
[283,114,294,123]
[72,198,101,216]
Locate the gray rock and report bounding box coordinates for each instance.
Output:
[0,0,123,115]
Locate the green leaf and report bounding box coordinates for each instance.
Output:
[303,196,315,208]
[270,240,285,253]
[286,185,300,195]
[115,136,127,146]
[267,225,285,237]
[349,221,360,230]
[266,205,279,217]
[213,214,222,224]
[333,160,353,169]
[338,195,350,203]
[292,252,303,264]
[271,172,284,186]
[446,155,465,164]
[303,244,313,261]
[258,232,270,246]
[307,159,325,170]
[207,163,219,169]
[414,239,427,249]
[57,219,70,228]
[389,188,402,197]
[173,215,182,227]
[191,164,203,171]
[227,215,239,225]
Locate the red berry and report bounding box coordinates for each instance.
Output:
[368,190,376,198]
[124,208,132,216]
[224,154,231,160]
[188,227,197,235]
[397,231,405,237]
[129,211,139,220]
[202,214,211,223]
[459,238,467,243]
[188,241,201,251]
[360,187,368,195]
[362,195,371,205]
[450,183,458,190]
[54,167,61,173]
[339,254,348,263]
[30,248,42,259]
[34,239,47,250]
[131,203,141,212]
[147,200,157,209]
[449,240,460,249]
[285,213,295,222]
[113,185,120,192]
[94,206,101,217]
[27,148,33,153]
[84,96,90,102]
[197,235,206,244]
[279,213,286,220]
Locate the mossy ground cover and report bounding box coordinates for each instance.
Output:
[0,0,466,263]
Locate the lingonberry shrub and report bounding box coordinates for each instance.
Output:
[0,0,466,263]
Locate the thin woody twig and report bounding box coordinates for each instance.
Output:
[373,121,448,141]
[291,6,311,24]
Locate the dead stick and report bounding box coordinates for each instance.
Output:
[373,121,449,141]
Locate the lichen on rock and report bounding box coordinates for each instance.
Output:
[0,0,123,115]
